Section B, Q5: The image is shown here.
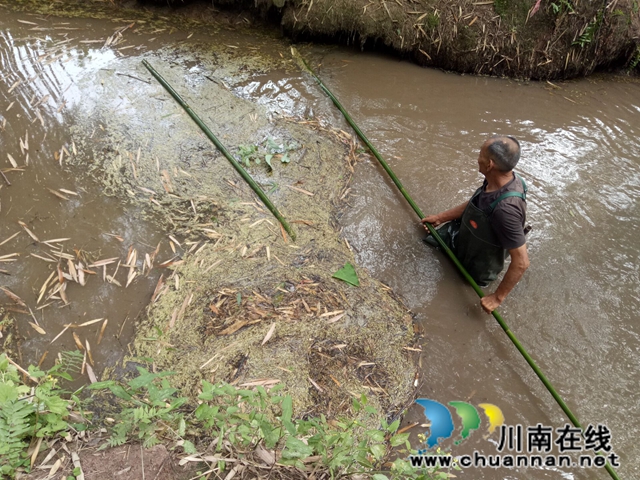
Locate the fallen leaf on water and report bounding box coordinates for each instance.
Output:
[76,318,104,328]
[18,221,39,242]
[29,322,46,335]
[0,287,27,307]
[7,154,17,168]
[48,189,69,200]
[86,363,97,383]
[42,237,71,245]
[89,257,119,267]
[97,319,108,345]
[85,340,94,366]
[0,232,20,246]
[106,275,122,287]
[72,332,84,350]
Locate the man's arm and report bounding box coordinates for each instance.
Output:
[421,201,468,227]
[480,244,530,314]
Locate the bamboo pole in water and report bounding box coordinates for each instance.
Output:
[296,51,620,480]
[142,60,296,241]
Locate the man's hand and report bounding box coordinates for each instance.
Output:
[421,215,442,228]
[481,294,502,314]
[421,202,468,230]
[480,244,530,314]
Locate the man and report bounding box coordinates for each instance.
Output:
[421,135,529,314]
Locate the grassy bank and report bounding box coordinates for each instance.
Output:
[1,354,450,479]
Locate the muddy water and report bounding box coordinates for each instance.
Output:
[2,4,639,479]
[0,15,171,379]
[305,55,640,478]
[238,54,640,477]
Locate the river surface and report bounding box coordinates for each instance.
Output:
[238,47,640,480]
[1,6,639,480]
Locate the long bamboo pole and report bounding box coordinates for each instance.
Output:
[142,60,296,241]
[297,52,620,480]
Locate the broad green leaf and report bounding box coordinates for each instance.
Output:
[108,385,133,401]
[366,429,385,442]
[370,443,386,460]
[282,437,313,459]
[332,262,359,286]
[182,440,197,454]
[0,383,18,402]
[265,154,273,169]
[390,432,410,446]
[128,371,175,391]
[387,419,400,433]
[281,396,292,423]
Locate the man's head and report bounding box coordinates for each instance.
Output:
[478,135,521,174]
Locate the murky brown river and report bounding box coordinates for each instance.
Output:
[1,5,639,479]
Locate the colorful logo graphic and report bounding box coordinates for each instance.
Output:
[415,398,504,448]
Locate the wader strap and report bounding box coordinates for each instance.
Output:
[516,173,528,194]
[488,174,527,212]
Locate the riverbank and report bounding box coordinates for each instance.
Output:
[9,0,639,79]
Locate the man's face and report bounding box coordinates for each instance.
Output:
[477,143,493,177]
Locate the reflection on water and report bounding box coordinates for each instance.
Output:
[0,16,168,381]
[237,50,640,479]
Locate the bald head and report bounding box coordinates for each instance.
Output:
[485,135,520,172]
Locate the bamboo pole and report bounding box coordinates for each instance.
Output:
[297,51,620,480]
[142,60,296,241]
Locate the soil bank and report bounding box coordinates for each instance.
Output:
[122,0,640,79]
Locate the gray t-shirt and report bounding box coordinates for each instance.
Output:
[472,174,527,250]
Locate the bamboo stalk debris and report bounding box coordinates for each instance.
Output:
[141,60,296,241]
[296,50,620,480]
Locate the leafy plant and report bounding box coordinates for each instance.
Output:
[263,137,299,169]
[550,0,574,15]
[236,138,300,170]
[573,11,603,48]
[237,144,259,167]
[628,45,640,72]
[88,367,187,449]
[0,354,81,478]
[3,359,454,479]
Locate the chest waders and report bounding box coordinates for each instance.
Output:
[435,174,527,285]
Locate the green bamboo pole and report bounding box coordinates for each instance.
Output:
[142,60,296,241]
[298,53,620,480]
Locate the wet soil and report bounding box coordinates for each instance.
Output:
[24,443,195,480]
